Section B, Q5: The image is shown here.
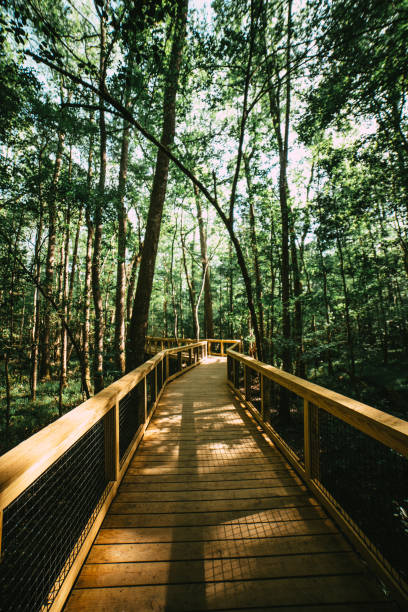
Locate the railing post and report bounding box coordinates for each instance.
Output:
[304,400,320,480]
[221,340,224,356]
[189,347,192,365]
[260,374,265,421]
[104,400,119,482]
[165,352,169,380]
[154,365,158,404]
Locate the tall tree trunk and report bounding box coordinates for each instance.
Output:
[290,220,304,377]
[83,114,94,395]
[244,154,265,354]
[92,10,107,392]
[127,0,188,369]
[30,168,44,400]
[59,197,71,415]
[336,231,356,382]
[40,128,65,379]
[194,183,213,339]
[181,227,199,339]
[126,248,141,323]
[114,55,133,375]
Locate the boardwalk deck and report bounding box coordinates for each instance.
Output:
[65,357,397,611]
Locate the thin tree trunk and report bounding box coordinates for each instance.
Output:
[244,154,265,355]
[181,227,199,339]
[127,0,188,369]
[30,183,44,400]
[40,127,65,379]
[59,198,71,415]
[92,10,107,392]
[83,114,94,395]
[114,54,133,375]
[336,231,356,382]
[126,248,141,323]
[194,185,214,338]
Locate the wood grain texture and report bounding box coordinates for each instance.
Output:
[66,357,396,611]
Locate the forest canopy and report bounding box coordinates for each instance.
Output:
[1,0,408,453]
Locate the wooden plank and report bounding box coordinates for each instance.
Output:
[65,574,389,611]
[121,475,303,491]
[95,518,339,545]
[122,468,297,482]
[77,551,364,588]
[103,505,328,528]
[110,494,316,515]
[116,484,306,501]
[86,536,352,565]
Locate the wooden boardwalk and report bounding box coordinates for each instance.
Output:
[65,357,396,611]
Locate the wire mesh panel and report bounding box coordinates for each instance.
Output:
[238,360,245,396]
[227,354,233,382]
[264,380,304,463]
[146,369,156,415]
[0,420,109,612]
[210,341,221,354]
[168,353,178,377]
[317,409,408,583]
[119,381,144,461]
[246,367,261,412]
[157,358,163,393]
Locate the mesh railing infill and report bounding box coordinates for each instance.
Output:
[119,382,143,461]
[0,419,109,612]
[317,408,408,584]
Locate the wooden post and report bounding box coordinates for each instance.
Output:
[154,365,158,404]
[221,340,224,356]
[260,374,265,421]
[104,401,119,482]
[165,353,169,380]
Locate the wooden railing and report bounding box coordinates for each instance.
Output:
[146,336,242,356]
[226,345,408,604]
[0,341,207,612]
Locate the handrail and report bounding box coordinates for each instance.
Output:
[226,347,408,603]
[227,349,408,456]
[146,336,242,357]
[0,340,207,612]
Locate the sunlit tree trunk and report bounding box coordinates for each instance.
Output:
[127,0,188,369]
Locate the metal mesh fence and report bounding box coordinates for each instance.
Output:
[264,380,304,463]
[0,420,109,612]
[119,381,143,461]
[317,408,408,583]
[146,368,156,415]
[246,367,261,412]
[168,353,179,377]
[210,341,221,354]
[227,354,233,382]
[157,358,164,392]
